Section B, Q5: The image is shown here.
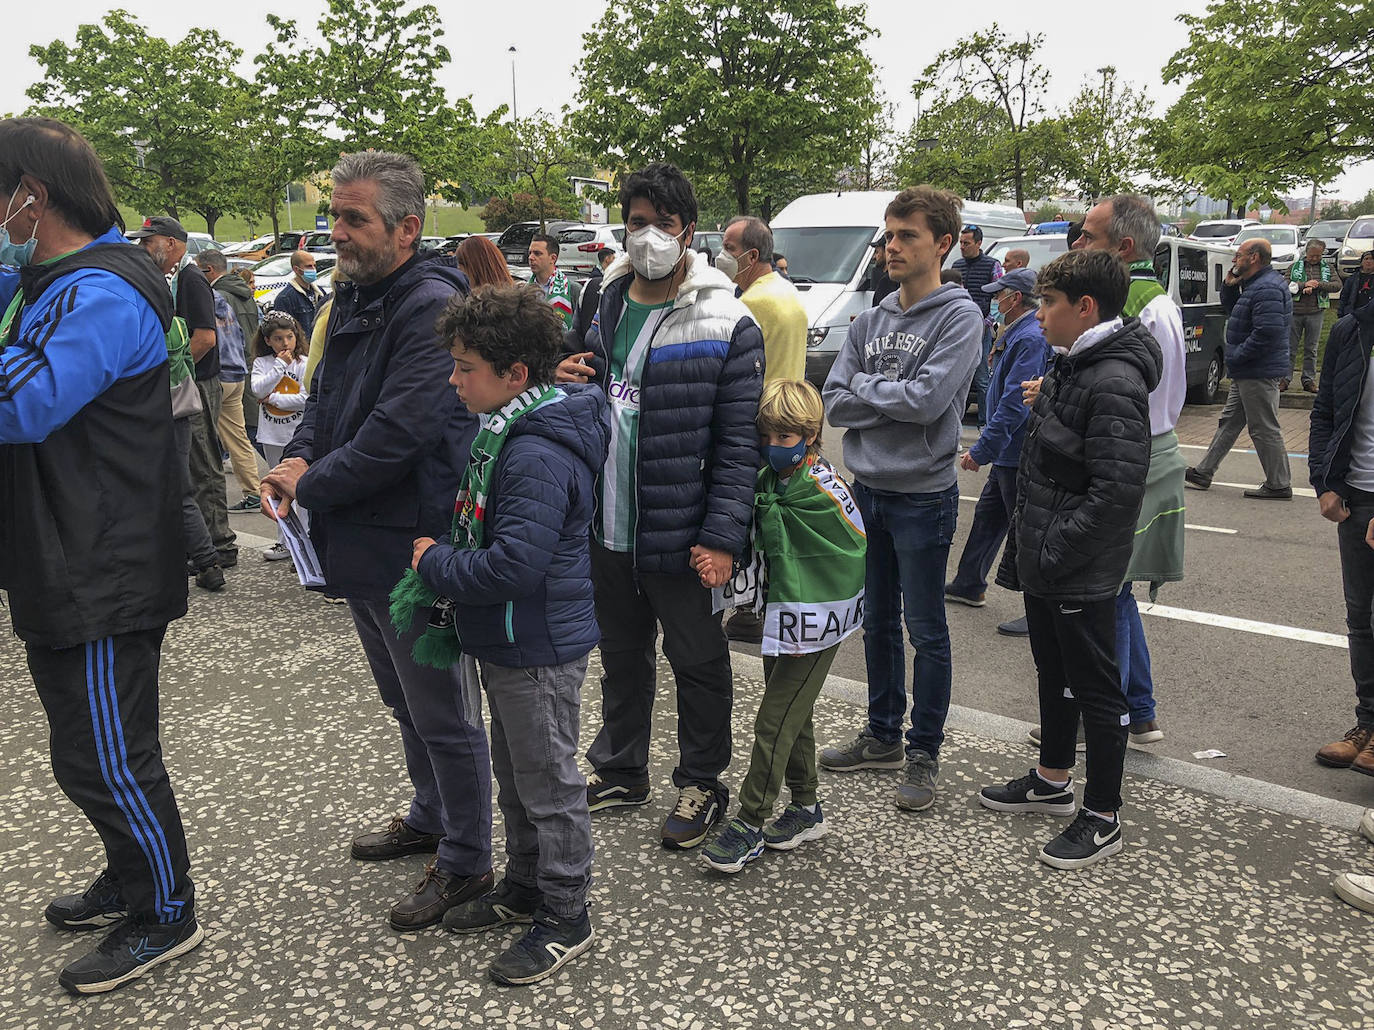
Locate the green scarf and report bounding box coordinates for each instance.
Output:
[389,383,557,668]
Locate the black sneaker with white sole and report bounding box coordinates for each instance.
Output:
[58,914,204,995]
[586,774,651,813]
[444,877,542,934]
[45,870,127,931]
[488,907,594,986]
[1038,810,1123,870]
[979,770,1076,815]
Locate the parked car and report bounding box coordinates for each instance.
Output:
[419,236,447,252]
[1232,224,1301,274]
[439,234,472,255]
[1188,219,1260,245]
[1027,220,1071,235]
[557,223,625,277]
[986,233,1067,271]
[1338,215,1374,279]
[496,220,580,267]
[249,252,337,312]
[692,230,725,261]
[300,230,334,253]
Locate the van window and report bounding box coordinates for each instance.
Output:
[1177,246,1209,305]
[770,226,874,284]
[1153,243,1172,292]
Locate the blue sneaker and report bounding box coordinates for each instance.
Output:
[701,818,765,873]
[488,907,594,985]
[762,802,830,851]
[58,914,204,995]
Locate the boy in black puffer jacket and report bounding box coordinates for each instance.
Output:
[981,249,1162,870]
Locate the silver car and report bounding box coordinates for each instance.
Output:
[1337,216,1374,279]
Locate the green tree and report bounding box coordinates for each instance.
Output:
[1062,67,1155,203]
[893,95,1012,200]
[26,10,247,227]
[480,113,589,229]
[481,193,578,233]
[1160,0,1372,207]
[572,0,878,216]
[264,0,487,200]
[914,24,1068,208]
[1148,101,1258,217]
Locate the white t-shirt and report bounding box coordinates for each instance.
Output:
[1138,294,1187,436]
[251,355,309,447]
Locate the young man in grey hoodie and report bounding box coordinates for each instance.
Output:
[819,186,983,811]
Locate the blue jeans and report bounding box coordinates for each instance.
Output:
[948,464,1017,596]
[855,482,958,758]
[1115,584,1156,723]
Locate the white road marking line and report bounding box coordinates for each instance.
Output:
[1139,602,1347,649]
[1185,524,1237,535]
[1212,480,1317,498]
[1178,442,1309,459]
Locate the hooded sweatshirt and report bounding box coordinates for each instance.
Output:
[823,282,983,494]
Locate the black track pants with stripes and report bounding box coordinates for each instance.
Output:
[26,627,195,924]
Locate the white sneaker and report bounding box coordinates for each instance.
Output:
[1360,808,1374,846]
[1334,873,1374,914]
[263,543,290,562]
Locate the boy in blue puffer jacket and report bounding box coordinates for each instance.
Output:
[410,283,608,987]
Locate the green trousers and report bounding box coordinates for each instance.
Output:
[737,644,840,828]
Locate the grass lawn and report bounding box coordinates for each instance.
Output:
[116,204,487,244]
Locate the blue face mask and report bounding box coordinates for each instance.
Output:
[766,439,808,472]
[0,185,38,267]
[302,269,318,283]
[989,298,1002,323]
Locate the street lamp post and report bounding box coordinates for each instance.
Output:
[509,46,518,124]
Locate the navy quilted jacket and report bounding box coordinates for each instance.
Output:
[570,251,765,573]
[1220,267,1292,380]
[417,385,609,667]
[285,253,477,600]
[997,318,1162,602]
[1309,304,1374,496]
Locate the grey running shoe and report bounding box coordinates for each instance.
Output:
[1026,724,1087,751]
[895,751,939,811]
[819,729,905,771]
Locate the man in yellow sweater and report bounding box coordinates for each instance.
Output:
[718,216,806,382]
[718,215,808,642]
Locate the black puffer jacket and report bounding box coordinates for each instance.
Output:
[1309,304,1374,496]
[996,317,1162,602]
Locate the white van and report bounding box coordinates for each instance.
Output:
[769,191,1026,383]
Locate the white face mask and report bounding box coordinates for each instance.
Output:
[626,223,689,281]
[714,248,755,284]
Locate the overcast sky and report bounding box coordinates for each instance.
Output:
[8,0,1372,207]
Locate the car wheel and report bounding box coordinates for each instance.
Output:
[1187,350,1224,405]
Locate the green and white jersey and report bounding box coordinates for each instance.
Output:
[594,297,673,551]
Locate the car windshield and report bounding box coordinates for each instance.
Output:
[769,227,874,284]
[1234,227,1297,245]
[1348,220,1374,240]
[253,255,295,277]
[1309,220,1352,239]
[987,236,1066,270]
[1192,223,1245,238]
[559,229,595,245]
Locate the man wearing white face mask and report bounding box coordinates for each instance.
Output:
[558,162,765,851]
[717,215,806,383]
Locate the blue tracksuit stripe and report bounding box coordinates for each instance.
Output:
[86,638,179,921]
[99,637,183,921]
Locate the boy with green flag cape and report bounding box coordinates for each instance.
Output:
[699,379,866,874]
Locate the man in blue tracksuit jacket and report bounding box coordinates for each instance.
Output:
[946,268,1051,605]
[0,117,200,995]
